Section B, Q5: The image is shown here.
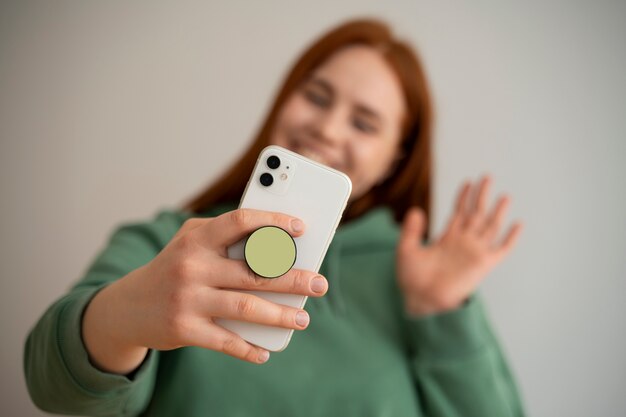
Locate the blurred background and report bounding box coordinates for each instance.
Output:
[1,1,625,416]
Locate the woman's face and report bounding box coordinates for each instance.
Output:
[270,45,407,202]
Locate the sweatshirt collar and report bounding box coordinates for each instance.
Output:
[333,205,400,251]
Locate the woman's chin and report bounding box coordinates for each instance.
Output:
[297,147,329,165]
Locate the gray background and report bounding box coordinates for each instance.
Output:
[1,1,625,416]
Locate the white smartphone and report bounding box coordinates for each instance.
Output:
[214,145,352,352]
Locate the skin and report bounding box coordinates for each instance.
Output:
[81,44,523,375]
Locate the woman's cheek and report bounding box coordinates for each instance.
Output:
[357,150,391,186]
[286,96,317,122]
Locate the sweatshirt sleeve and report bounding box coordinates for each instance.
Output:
[403,293,526,417]
[24,209,187,416]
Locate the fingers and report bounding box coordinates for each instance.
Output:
[454,180,472,217]
[186,321,271,364]
[480,193,522,259]
[398,207,426,254]
[480,195,510,241]
[203,289,311,331]
[209,258,328,297]
[172,217,212,240]
[451,174,492,232]
[472,175,492,215]
[494,222,524,258]
[465,175,491,231]
[444,180,471,238]
[191,208,305,252]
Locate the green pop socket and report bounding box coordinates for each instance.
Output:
[244,226,297,278]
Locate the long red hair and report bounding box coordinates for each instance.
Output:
[183,18,434,240]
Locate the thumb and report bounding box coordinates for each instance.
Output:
[398,206,426,254]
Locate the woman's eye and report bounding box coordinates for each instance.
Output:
[304,89,330,107]
[353,118,377,134]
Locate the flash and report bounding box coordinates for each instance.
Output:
[280,173,288,180]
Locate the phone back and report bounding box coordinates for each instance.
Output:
[215,145,352,351]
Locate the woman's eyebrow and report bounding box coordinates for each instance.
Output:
[307,77,334,94]
[354,104,382,123]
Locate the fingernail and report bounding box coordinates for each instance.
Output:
[259,350,270,363]
[311,276,327,293]
[296,311,309,327]
[291,219,304,233]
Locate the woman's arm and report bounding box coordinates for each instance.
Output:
[404,293,526,417]
[395,176,525,415]
[23,210,182,416]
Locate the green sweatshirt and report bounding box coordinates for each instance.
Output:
[24,201,525,417]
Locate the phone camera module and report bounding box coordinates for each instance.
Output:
[266,155,280,169]
[260,172,274,186]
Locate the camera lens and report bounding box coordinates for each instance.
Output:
[260,172,274,186]
[266,155,280,169]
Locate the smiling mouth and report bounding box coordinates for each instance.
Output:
[290,141,334,166]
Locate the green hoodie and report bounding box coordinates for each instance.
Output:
[24,201,525,416]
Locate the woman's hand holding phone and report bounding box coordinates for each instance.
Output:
[81,208,329,374]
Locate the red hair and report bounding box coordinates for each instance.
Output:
[183,18,434,240]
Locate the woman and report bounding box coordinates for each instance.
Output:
[24,18,525,416]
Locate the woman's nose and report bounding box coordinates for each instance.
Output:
[314,108,347,145]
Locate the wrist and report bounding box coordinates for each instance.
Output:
[403,293,466,318]
[82,273,149,375]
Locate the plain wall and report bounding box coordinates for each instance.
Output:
[1,1,625,416]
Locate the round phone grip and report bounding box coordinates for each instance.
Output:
[244,226,297,278]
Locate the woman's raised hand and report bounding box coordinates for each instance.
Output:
[395,175,523,316]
